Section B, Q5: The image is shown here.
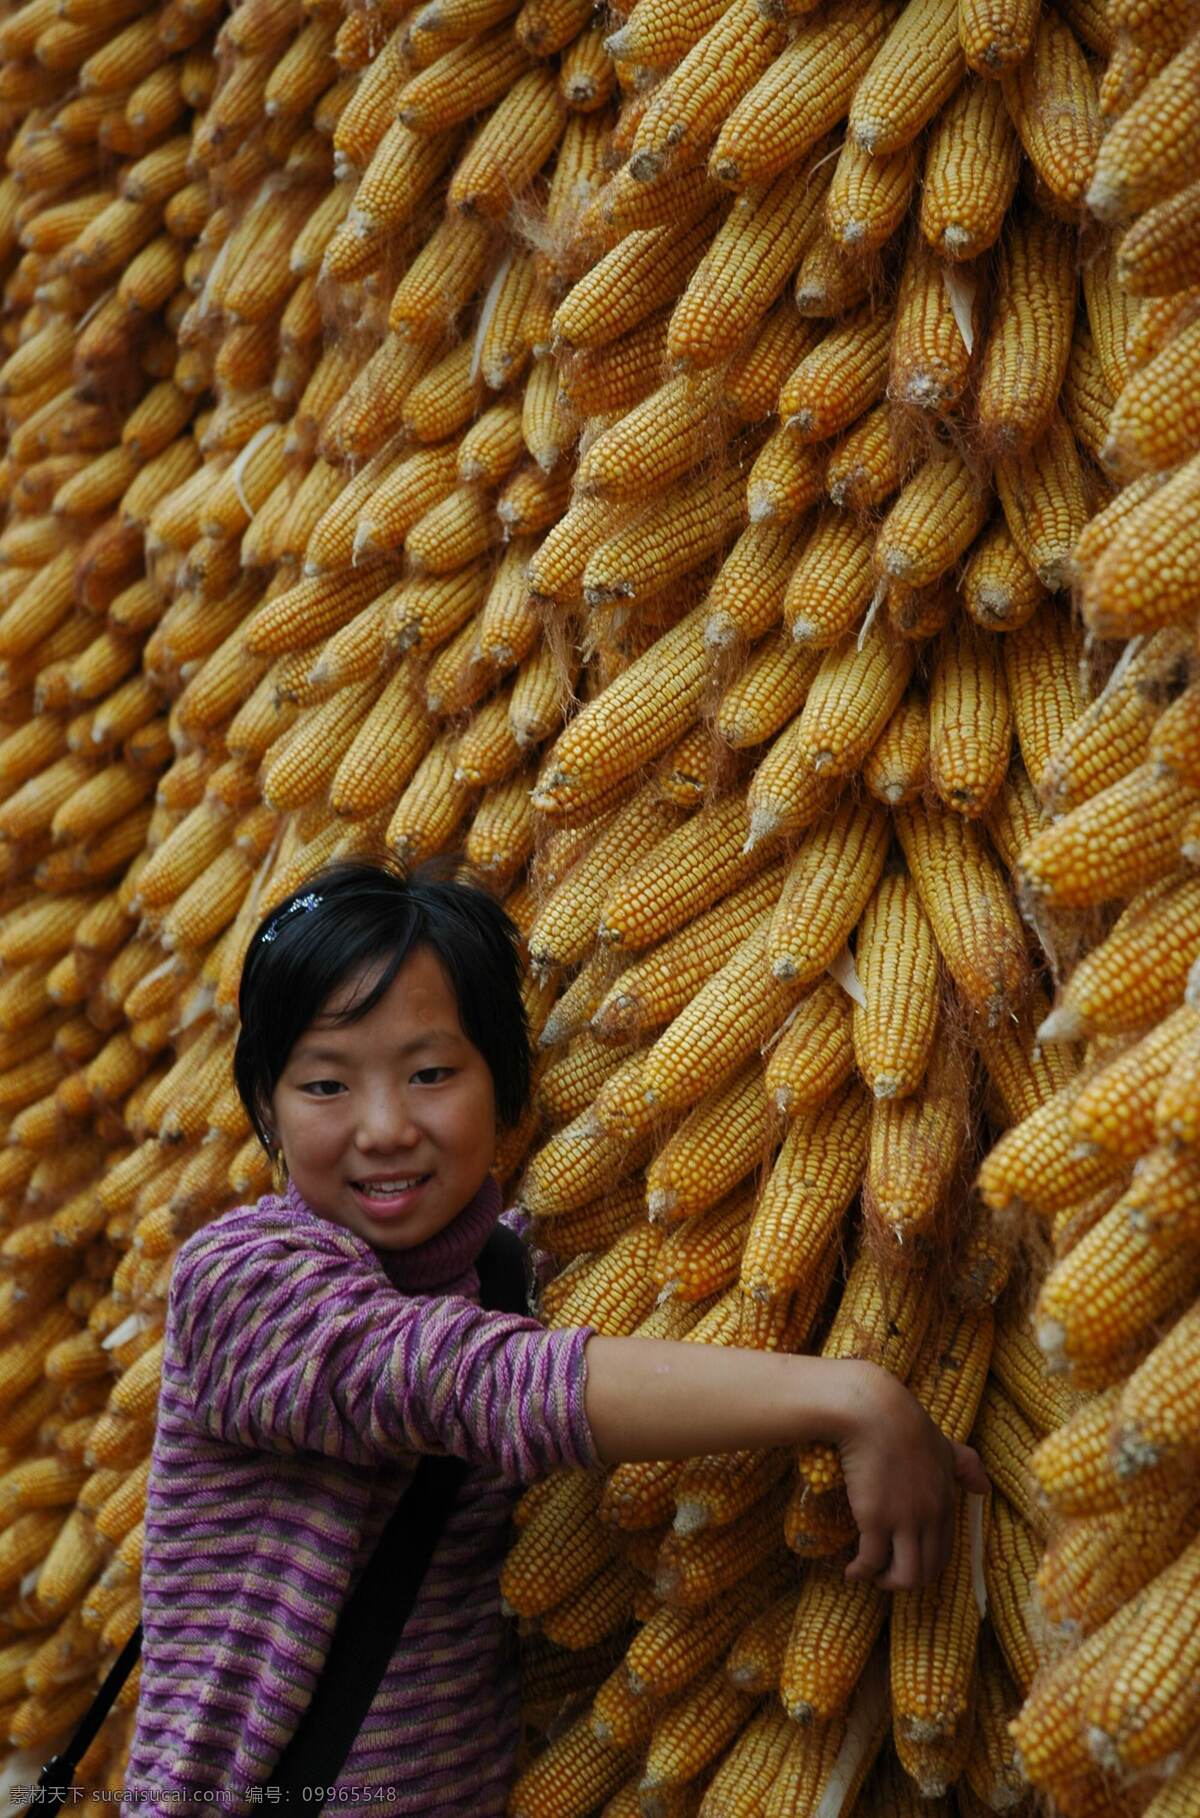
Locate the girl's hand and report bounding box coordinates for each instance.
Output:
[833,1359,989,1591]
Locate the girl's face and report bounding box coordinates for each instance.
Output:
[269,944,498,1251]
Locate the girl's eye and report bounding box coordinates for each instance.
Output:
[300,1079,345,1097]
[412,1067,453,1085]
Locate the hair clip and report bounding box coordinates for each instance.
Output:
[260,892,323,943]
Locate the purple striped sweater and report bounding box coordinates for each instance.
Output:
[126,1175,599,1815]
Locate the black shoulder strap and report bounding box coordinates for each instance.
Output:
[31,1225,536,1810]
[267,1222,530,1795]
[476,1220,532,1318]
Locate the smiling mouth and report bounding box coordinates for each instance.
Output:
[352,1175,432,1198]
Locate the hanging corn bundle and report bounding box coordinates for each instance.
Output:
[0,0,1193,1803]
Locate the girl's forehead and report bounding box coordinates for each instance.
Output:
[313,946,463,1033]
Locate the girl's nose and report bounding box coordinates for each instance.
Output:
[356,1089,422,1151]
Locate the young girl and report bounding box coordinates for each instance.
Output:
[127,857,986,1815]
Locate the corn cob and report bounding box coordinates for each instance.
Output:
[1087,32,1200,221]
[711,0,895,192]
[896,799,1031,1025]
[780,1568,886,1724]
[624,0,785,185]
[976,208,1077,452]
[768,798,889,984]
[888,231,978,413]
[994,409,1090,593]
[764,978,856,1115]
[739,1077,869,1304]
[667,152,832,369]
[645,1061,771,1223]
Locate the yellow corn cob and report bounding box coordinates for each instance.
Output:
[848,0,964,154]
[645,1061,771,1223]
[1000,8,1101,219]
[449,66,565,218]
[539,1031,633,1127]
[779,303,891,443]
[959,0,1038,68]
[668,152,832,369]
[867,1027,973,1239]
[794,229,875,317]
[1022,761,1198,910]
[825,405,912,515]
[457,401,524,486]
[788,620,915,777]
[1000,604,1086,795]
[749,427,825,530]
[623,0,783,183]
[994,409,1090,593]
[1080,450,1200,641]
[1117,177,1200,298]
[852,871,939,1099]
[739,1076,869,1303]
[1115,1299,1200,1479]
[862,693,929,808]
[782,512,876,647]
[478,253,540,389]
[891,1491,984,1743]
[327,665,432,819]
[1115,1140,1200,1249]
[656,1482,790,1608]
[641,1670,757,1794]
[896,798,1031,1024]
[825,139,915,255]
[1062,325,1114,469]
[765,977,856,1114]
[321,336,439,464]
[780,1567,886,1723]
[875,449,988,588]
[403,344,483,448]
[520,359,576,476]
[528,789,678,974]
[552,212,719,351]
[894,231,980,418]
[1081,1530,1200,1775]
[656,1188,756,1303]
[638,919,800,1115]
[1046,872,1200,1043]
[582,462,744,606]
[972,1390,1047,1550]
[1106,313,1200,479]
[885,579,957,643]
[588,1665,658,1751]
[1087,32,1200,222]
[768,797,890,983]
[578,372,724,500]
[710,0,895,192]
[386,732,473,866]
[536,608,706,804]
[1036,1192,1200,1374]
[929,619,1012,818]
[978,1067,1125,1220]
[976,208,1077,453]
[716,636,821,749]
[961,519,1045,633]
[509,1711,637,1818]
[590,866,783,1042]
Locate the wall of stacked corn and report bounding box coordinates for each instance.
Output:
[0,0,1192,1802]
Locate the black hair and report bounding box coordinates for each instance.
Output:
[232,854,531,1151]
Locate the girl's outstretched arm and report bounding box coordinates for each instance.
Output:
[583,1336,989,1591]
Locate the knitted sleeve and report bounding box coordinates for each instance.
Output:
[166,1208,600,1483]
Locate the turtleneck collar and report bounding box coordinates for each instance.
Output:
[282,1174,503,1297]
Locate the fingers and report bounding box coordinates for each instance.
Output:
[875,1530,921,1591]
[844,1527,890,1583]
[921,1520,948,1586]
[953,1441,990,1495]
